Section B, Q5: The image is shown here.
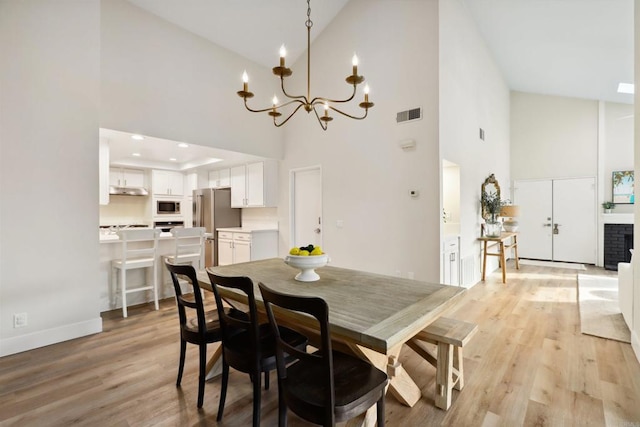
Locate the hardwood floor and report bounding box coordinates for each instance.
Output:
[1,263,639,426]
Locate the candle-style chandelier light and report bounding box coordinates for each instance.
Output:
[237,0,373,131]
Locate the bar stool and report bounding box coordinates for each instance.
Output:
[112,228,161,318]
[163,227,206,269]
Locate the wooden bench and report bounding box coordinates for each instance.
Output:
[407,317,478,410]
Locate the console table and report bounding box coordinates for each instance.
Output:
[478,232,519,284]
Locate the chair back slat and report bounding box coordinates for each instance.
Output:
[117,229,160,262]
[170,227,205,257]
[165,260,207,335]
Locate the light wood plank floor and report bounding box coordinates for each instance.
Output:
[1,263,639,426]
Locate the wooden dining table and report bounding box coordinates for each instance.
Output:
[197,258,465,425]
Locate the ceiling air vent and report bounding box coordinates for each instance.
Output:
[396,107,422,124]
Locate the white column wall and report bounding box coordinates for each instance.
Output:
[0,0,102,356]
[439,0,511,286]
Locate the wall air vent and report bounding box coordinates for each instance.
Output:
[396,107,422,124]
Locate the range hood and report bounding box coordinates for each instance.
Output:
[109,185,149,196]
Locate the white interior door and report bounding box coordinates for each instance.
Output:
[514,180,553,260]
[291,167,322,248]
[552,178,596,263]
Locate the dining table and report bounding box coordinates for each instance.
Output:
[197,258,465,425]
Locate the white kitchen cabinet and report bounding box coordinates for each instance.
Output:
[229,160,278,208]
[110,167,144,188]
[208,168,230,188]
[152,170,184,196]
[217,229,278,266]
[230,165,246,207]
[442,236,460,286]
[218,233,234,266]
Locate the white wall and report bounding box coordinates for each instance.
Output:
[602,102,634,213]
[275,0,441,281]
[439,0,511,285]
[511,92,599,181]
[632,0,640,363]
[0,0,102,356]
[100,0,283,160]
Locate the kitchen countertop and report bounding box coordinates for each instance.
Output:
[216,227,278,233]
[100,231,212,243]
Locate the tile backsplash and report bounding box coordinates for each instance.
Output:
[100,195,151,226]
[241,207,278,229]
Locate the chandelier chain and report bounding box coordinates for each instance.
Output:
[306,0,313,28]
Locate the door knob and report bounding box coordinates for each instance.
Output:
[314,228,321,234]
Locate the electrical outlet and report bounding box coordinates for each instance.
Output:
[14,313,27,328]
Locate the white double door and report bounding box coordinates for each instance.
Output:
[514,177,596,264]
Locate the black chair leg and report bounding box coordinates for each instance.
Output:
[176,339,186,387]
[264,370,270,390]
[217,361,229,421]
[252,371,262,427]
[278,382,287,427]
[376,395,385,427]
[197,343,206,408]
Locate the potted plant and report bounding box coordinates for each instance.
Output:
[602,201,615,213]
[482,192,504,236]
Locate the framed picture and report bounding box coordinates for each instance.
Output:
[612,170,634,204]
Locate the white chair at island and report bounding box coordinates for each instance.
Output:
[162,227,206,293]
[163,227,206,268]
[112,228,161,318]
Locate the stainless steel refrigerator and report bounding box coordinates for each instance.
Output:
[193,188,241,267]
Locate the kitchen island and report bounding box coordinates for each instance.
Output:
[99,230,210,312]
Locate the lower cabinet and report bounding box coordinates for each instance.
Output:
[217,230,278,266]
[442,235,460,286]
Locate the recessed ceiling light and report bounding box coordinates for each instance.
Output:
[131,134,145,140]
[178,143,189,148]
[169,158,177,161]
[132,152,141,157]
[617,83,635,94]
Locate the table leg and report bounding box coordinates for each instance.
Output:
[205,343,223,381]
[481,241,488,281]
[513,235,520,269]
[500,241,506,283]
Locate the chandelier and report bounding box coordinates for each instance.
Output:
[237,0,374,131]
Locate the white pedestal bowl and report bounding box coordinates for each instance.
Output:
[284,254,328,282]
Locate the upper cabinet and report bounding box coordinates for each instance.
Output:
[230,160,278,208]
[152,170,184,196]
[109,167,144,188]
[208,168,230,188]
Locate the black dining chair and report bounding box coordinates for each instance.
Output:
[259,282,388,427]
[207,271,308,427]
[165,260,245,408]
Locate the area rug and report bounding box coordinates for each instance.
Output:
[577,274,631,343]
[519,259,586,270]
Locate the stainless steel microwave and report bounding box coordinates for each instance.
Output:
[156,200,181,215]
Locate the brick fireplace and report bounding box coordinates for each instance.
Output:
[603,223,634,270]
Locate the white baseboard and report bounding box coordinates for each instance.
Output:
[0,317,103,357]
[633,329,640,365]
